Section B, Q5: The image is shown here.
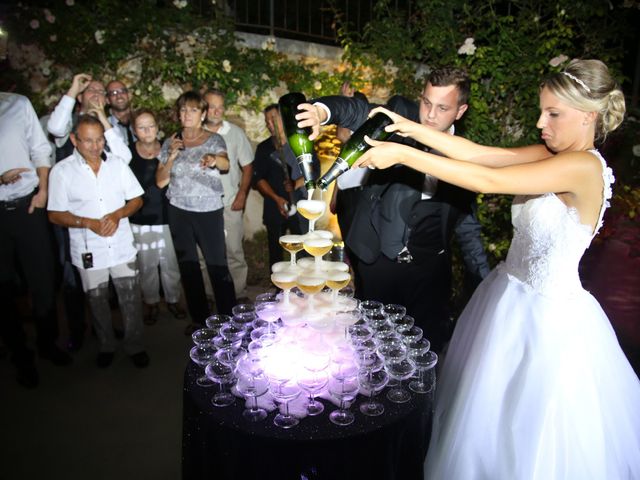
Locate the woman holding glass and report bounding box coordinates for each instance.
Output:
[157,91,236,333]
[300,59,640,478]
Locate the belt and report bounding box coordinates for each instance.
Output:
[0,190,36,211]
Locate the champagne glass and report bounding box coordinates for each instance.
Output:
[271,271,298,309]
[328,373,359,426]
[399,325,423,345]
[326,271,351,304]
[302,237,333,271]
[334,310,361,340]
[205,359,237,407]
[393,314,415,333]
[235,355,269,422]
[279,234,305,267]
[298,367,329,416]
[409,350,438,394]
[205,314,231,335]
[269,378,302,429]
[189,345,217,387]
[296,274,325,311]
[383,304,406,322]
[254,301,281,335]
[359,300,383,317]
[297,199,325,233]
[255,292,278,305]
[191,328,216,347]
[385,357,416,403]
[358,369,389,417]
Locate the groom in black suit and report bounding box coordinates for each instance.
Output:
[304,67,489,352]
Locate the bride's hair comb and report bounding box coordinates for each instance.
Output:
[562,71,591,93]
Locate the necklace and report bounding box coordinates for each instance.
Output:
[137,142,160,159]
[182,128,205,141]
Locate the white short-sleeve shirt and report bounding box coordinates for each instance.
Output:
[48,150,144,270]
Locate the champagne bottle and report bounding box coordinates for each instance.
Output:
[316,111,394,190]
[278,92,316,191]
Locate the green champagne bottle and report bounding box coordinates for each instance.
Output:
[316,111,394,190]
[278,92,316,191]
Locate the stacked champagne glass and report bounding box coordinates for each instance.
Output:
[186,205,437,428]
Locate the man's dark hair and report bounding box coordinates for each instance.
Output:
[73,114,104,135]
[175,91,208,115]
[263,103,278,114]
[428,67,470,106]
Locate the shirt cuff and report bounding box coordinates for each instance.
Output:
[313,102,331,125]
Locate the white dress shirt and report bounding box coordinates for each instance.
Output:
[213,120,254,207]
[0,93,53,201]
[47,143,144,270]
[47,95,132,163]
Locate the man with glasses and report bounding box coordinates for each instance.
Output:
[106,80,135,146]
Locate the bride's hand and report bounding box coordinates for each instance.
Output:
[368,106,423,139]
[352,136,411,170]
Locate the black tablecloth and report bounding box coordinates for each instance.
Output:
[182,362,433,480]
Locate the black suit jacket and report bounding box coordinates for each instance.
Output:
[318,94,473,264]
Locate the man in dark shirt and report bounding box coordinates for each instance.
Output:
[252,104,308,269]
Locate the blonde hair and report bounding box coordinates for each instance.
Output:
[542,59,626,141]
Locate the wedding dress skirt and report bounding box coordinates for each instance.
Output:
[424,152,640,479]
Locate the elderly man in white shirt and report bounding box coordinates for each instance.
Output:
[48,114,148,369]
[0,92,73,389]
[203,89,253,300]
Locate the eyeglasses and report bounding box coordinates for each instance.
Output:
[107,88,128,96]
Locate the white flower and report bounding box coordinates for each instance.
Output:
[187,35,196,46]
[633,145,640,157]
[261,73,270,81]
[488,243,496,252]
[30,19,40,29]
[548,54,569,67]
[44,9,55,23]
[94,30,105,45]
[49,35,57,42]
[222,59,232,73]
[458,37,476,55]
[135,89,141,95]
[173,0,188,9]
[313,80,322,90]
[66,0,75,5]
[533,15,540,22]
[261,36,276,51]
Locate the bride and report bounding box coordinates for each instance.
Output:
[349,59,640,479]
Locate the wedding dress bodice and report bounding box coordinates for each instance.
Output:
[504,150,614,297]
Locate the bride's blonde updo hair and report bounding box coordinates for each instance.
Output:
[541,59,626,141]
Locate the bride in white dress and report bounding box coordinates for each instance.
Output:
[354,59,640,479]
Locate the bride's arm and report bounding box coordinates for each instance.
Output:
[354,139,599,197]
[371,106,552,167]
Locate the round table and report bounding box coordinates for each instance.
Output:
[182,362,433,480]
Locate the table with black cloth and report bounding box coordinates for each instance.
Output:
[182,362,433,480]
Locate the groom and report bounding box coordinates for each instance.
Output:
[302,67,489,352]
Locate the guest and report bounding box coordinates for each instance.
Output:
[129,109,185,324]
[0,92,72,388]
[106,79,136,146]
[299,68,490,352]
[253,104,306,269]
[48,113,149,369]
[203,89,253,301]
[156,91,236,334]
[354,59,640,479]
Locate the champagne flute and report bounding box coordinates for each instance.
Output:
[271,271,298,309]
[279,234,305,267]
[302,237,333,271]
[296,199,325,233]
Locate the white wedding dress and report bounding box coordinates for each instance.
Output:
[424,150,640,480]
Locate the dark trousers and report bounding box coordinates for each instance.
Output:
[336,187,364,297]
[168,206,236,322]
[265,215,302,269]
[0,201,58,363]
[358,253,451,352]
[52,224,87,343]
